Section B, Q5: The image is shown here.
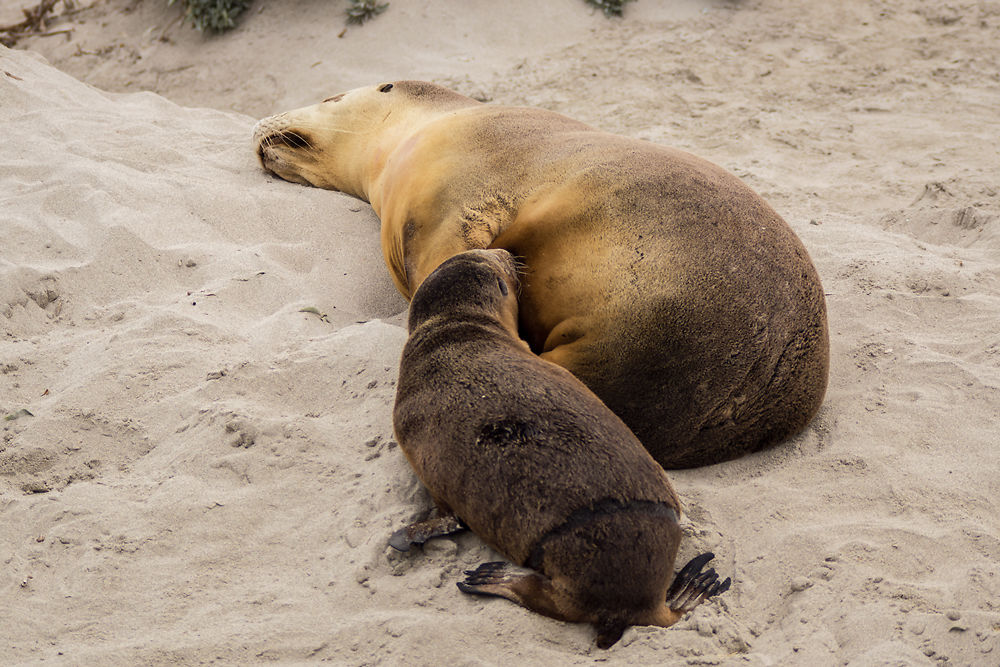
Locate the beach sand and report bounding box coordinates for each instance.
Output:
[2,1,999,663]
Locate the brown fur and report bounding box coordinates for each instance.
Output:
[393,249,687,643]
[254,81,830,468]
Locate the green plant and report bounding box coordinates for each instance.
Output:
[169,0,252,32]
[346,0,389,25]
[584,0,636,17]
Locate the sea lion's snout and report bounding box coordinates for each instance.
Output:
[428,249,520,300]
[253,114,305,161]
[257,129,314,167]
[474,248,520,295]
[251,115,280,163]
[252,115,320,186]
[406,249,524,338]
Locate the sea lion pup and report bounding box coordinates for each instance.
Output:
[253,81,829,468]
[390,249,731,648]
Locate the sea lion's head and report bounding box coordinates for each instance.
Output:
[252,81,477,197]
[407,249,522,337]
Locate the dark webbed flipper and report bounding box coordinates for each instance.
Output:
[388,512,466,552]
[457,561,538,599]
[665,552,732,613]
[458,561,571,621]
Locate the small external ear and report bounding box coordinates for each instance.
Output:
[379,83,394,93]
[497,276,509,296]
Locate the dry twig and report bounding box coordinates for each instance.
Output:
[1,0,67,47]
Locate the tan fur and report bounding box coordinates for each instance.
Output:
[393,249,685,642]
[254,81,830,468]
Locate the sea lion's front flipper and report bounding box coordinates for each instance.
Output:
[664,552,732,614]
[388,512,466,552]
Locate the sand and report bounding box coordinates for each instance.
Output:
[2,0,999,664]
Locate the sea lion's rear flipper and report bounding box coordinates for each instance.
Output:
[664,552,732,614]
[460,562,632,650]
[457,561,575,621]
[388,512,466,552]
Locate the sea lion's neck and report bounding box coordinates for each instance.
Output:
[364,110,455,209]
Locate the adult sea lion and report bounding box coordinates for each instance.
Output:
[390,249,730,648]
[253,81,829,468]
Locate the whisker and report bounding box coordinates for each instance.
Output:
[297,125,360,135]
[261,130,315,151]
[510,255,529,297]
[261,120,361,135]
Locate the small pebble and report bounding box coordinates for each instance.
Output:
[790,576,812,592]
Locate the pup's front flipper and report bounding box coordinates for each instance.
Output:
[665,552,732,614]
[388,512,466,552]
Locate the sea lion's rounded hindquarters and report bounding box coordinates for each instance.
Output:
[503,149,830,469]
[392,249,731,648]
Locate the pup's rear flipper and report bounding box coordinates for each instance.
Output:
[388,512,466,552]
[458,561,572,622]
[665,552,732,614]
